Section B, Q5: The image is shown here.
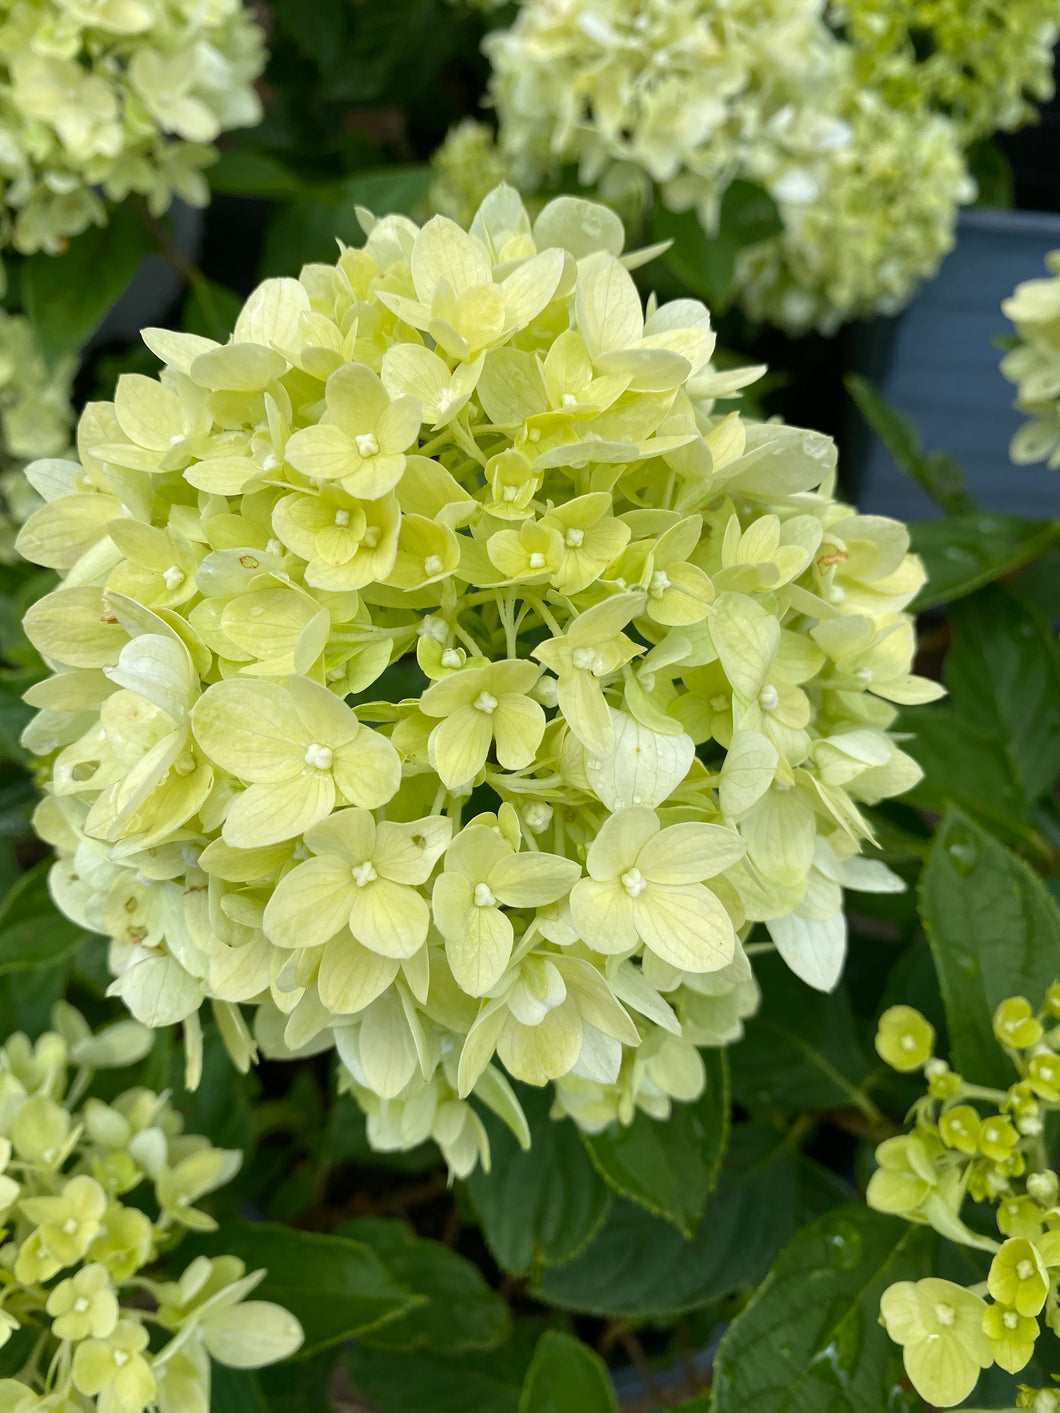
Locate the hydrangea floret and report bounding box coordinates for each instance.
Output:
[871,986,1060,1407]
[449,0,976,332]
[1001,251,1060,471]
[0,1005,302,1411]
[0,0,265,255]
[17,184,938,1174]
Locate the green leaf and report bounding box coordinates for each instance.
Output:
[338,1217,510,1353]
[920,807,1060,1088]
[257,1351,340,1411]
[945,586,1060,806]
[465,1086,611,1277]
[731,954,873,1118]
[652,180,781,310]
[22,205,153,363]
[582,1049,728,1235]
[260,166,431,278]
[347,1326,539,1413]
[909,514,1060,611]
[207,1367,268,1413]
[967,138,1015,210]
[185,1221,422,1356]
[901,705,1037,845]
[845,374,975,516]
[534,1127,809,1319]
[518,1332,617,1413]
[0,860,89,976]
[711,1206,933,1413]
[208,149,312,199]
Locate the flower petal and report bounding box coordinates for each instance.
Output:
[633,884,734,972]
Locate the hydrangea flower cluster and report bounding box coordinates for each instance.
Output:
[0,310,75,562]
[0,1005,302,1412]
[459,0,975,333]
[870,992,1060,1408]
[833,0,1060,141]
[0,0,265,256]
[17,186,937,1174]
[1001,250,1060,471]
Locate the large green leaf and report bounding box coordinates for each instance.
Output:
[731,955,873,1118]
[901,706,1037,845]
[22,205,153,364]
[945,586,1060,807]
[920,807,1060,1088]
[465,1086,611,1277]
[0,861,88,976]
[582,1049,728,1235]
[910,514,1060,611]
[711,1206,932,1413]
[260,166,431,277]
[347,1326,539,1413]
[533,1127,809,1319]
[185,1221,421,1356]
[652,180,782,310]
[518,1332,617,1413]
[339,1217,510,1353]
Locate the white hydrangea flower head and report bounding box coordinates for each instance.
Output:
[0,0,265,254]
[1001,250,1060,470]
[18,185,940,1173]
[476,0,976,332]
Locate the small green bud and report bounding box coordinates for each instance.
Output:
[875,1005,935,1072]
[994,997,1044,1050]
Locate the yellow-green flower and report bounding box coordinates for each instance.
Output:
[875,1005,935,1072]
[983,1301,1038,1374]
[570,806,744,972]
[988,1239,1050,1317]
[191,677,401,847]
[879,1278,994,1407]
[420,659,545,789]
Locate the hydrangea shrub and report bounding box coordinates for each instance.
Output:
[0,0,265,255]
[1002,251,1060,470]
[0,1005,302,1411]
[441,0,1057,332]
[871,989,1060,1409]
[16,186,940,1174]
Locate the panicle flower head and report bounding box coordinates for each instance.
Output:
[832,0,1060,141]
[873,982,1060,1406]
[0,1006,301,1411]
[18,183,936,1173]
[1002,250,1060,471]
[470,0,975,332]
[0,0,265,255]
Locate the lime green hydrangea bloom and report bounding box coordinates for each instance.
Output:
[0,0,265,255]
[873,981,1060,1406]
[1002,251,1060,470]
[833,0,1060,141]
[18,184,937,1172]
[0,1007,302,1410]
[468,0,975,332]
